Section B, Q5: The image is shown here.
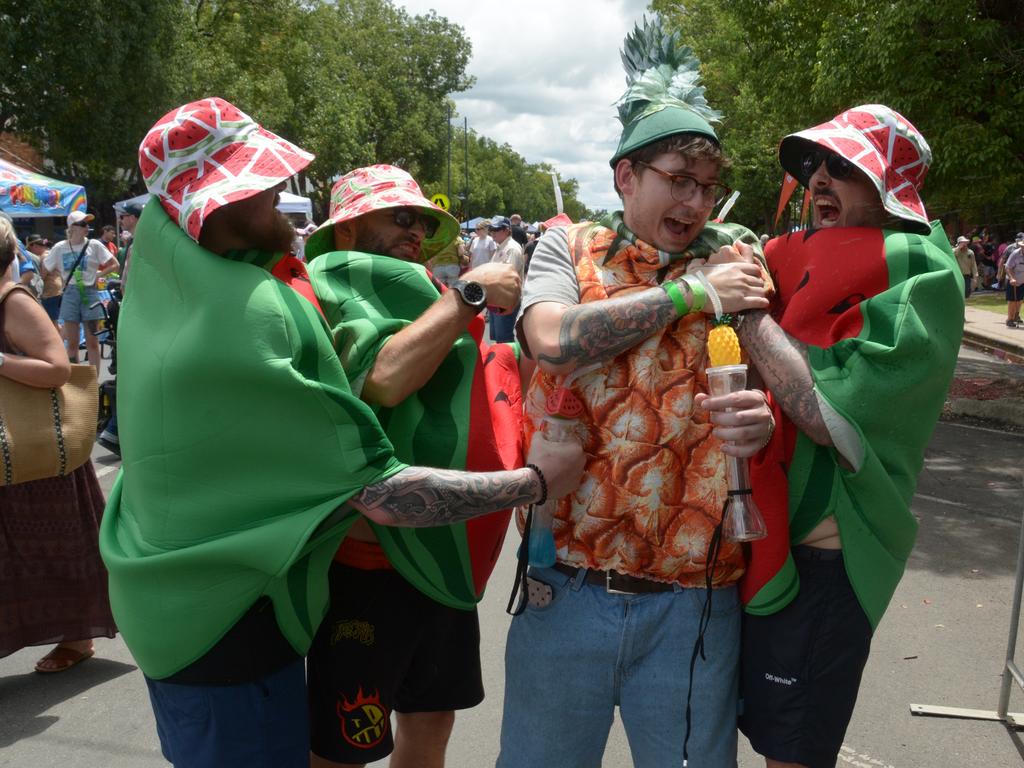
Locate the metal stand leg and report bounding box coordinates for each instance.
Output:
[910,505,1024,726]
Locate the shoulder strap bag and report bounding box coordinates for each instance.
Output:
[0,283,98,485]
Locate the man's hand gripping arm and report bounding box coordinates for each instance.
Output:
[349,432,587,527]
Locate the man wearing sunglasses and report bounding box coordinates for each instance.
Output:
[302,164,526,768]
[486,215,525,342]
[499,19,774,768]
[737,105,963,768]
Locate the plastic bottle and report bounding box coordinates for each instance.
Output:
[527,416,578,567]
[526,372,589,567]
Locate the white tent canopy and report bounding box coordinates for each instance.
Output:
[113,191,313,220]
[277,191,313,219]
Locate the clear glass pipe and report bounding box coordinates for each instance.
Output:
[706,364,768,542]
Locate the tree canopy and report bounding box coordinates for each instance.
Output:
[0,0,588,223]
[652,0,1024,234]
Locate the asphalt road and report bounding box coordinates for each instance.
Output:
[2,347,1023,768]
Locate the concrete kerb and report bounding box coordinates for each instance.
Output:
[962,327,1024,365]
[951,313,1024,428]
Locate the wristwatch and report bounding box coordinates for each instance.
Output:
[451,279,487,312]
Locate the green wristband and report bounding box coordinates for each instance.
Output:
[662,279,690,317]
[681,274,706,312]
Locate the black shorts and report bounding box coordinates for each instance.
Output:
[1006,283,1024,301]
[739,546,873,768]
[307,562,484,764]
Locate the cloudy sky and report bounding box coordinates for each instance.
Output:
[398,0,652,213]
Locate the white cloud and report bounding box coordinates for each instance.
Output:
[398,0,651,212]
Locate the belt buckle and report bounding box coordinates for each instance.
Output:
[605,569,633,595]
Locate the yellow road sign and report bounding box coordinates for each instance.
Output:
[430,193,450,211]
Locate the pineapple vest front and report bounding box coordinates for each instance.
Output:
[521,221,752,587]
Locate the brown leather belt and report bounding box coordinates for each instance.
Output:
[552,562,675,595]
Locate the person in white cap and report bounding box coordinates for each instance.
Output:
[41,210,119,372]
[953,235,979,298]
[100,97,583,768]
[1003,232,1024,327]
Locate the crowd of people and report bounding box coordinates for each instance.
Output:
[0,14,992,768]
[952,230,1024,327]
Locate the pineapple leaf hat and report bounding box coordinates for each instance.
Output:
[304,164,459,263]
[138,97,314,242]
[778,104,933,234]
[610,14,723,167]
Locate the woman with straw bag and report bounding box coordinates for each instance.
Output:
[0,214,116,673]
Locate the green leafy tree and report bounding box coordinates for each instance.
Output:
[0,0,590,229]
[653,0,1024,233]
[0,0,189,207]
[434,127,589,224]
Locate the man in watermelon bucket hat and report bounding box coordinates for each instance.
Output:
[100,97,584,768]
[735,105,964,768]
[301,165,524,768]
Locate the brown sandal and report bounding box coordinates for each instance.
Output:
[34,646,95,674]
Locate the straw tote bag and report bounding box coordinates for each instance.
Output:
[0,284,98,486]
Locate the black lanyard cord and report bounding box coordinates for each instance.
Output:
[682,512,724,767]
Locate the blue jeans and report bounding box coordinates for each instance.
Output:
[498,566,741,768]
[145,658,308,768]
[489,308,518,343]
[59,286,105,323]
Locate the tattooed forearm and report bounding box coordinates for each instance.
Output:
[536,284,680,368]
[738,310,833,446]
[351,466,540,527]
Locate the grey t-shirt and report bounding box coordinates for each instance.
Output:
[514,226,579,358]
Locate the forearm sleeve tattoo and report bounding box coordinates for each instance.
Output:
[351,466,540,527]
[738,310,832,445]
[536,285,679,368]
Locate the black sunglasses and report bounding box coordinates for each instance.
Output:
[801,149,855,182]
[391,207,439,238]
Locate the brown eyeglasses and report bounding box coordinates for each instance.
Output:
[634,161,731,206]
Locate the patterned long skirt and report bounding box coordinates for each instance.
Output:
[0,460,118,658]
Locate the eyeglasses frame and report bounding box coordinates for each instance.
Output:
[632,161,732,207]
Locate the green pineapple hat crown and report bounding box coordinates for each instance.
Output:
[610,15,722,168]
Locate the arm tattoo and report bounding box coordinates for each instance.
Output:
[738,310,832,445]
[536,286,679,368]
[351,467,539,527]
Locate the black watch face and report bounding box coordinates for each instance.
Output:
[462,281,485,306]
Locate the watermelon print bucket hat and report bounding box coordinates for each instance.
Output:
[779,104,932,234]
[304,164,459,263]
[138,97,313,242]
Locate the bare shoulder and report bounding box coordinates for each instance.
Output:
[5,287,60,342]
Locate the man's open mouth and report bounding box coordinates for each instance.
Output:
[814,196,841,225]
[664,216,694,237]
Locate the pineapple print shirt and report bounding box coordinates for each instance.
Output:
[516,220,766,587]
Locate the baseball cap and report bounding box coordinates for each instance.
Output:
[138,97,313,242]
[67,210,94,228]
[121,202,145,218]
[488,215,511,230]
[956,236,970,245]
[25,233,45,246]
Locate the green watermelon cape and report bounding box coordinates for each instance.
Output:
[308,251,523,609]
[744,223,964,629]
[99,203,407,679]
